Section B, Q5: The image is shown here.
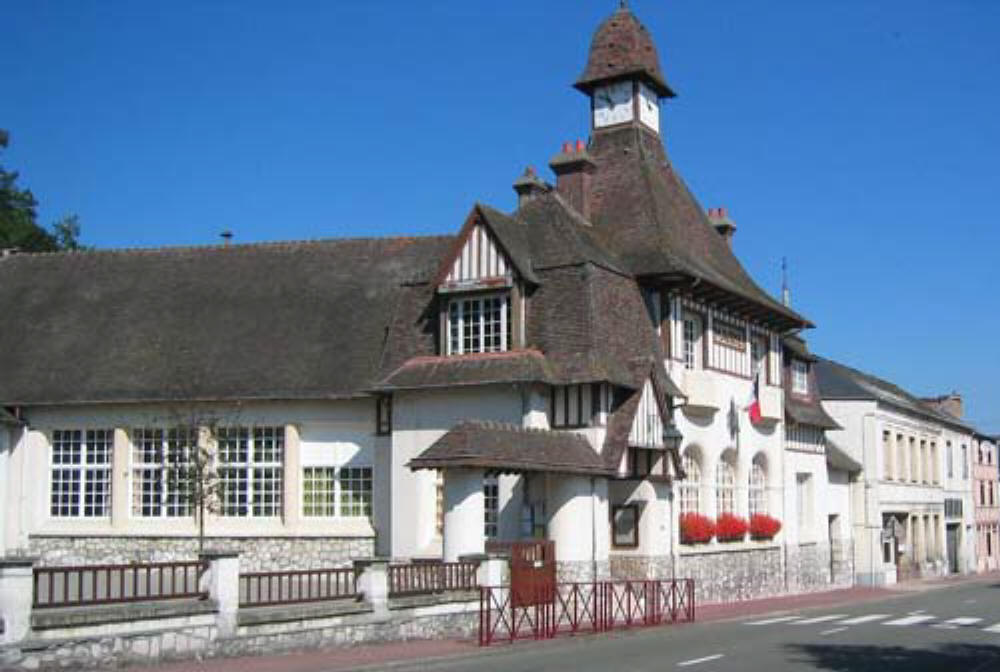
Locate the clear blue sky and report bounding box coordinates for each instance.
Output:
[3,1,998,432]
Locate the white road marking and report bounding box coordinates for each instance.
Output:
[838,614,892,625]
[795,614,848,624]
[678,654,724,667]
[820,627,848,636]
[944,617,982,626]
[883,615,937,626]
[983,623,1000,633]
[744,616,800,625]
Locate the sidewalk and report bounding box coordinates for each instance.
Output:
[130,575,990,672]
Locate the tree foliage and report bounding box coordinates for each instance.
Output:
[0,130,85,252]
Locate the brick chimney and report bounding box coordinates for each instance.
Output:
[549,140,596,219]
[922,393,964,420]
[707,207,737,248]
[512,166,548,208]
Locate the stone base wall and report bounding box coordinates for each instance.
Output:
[555,560,610,583]
[28,536,374,572]
[675,546,783,604]
[609,554,673,580]
[0,599,477,671]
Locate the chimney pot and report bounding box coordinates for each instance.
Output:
[575,139,586,153]
[562,141,572,154]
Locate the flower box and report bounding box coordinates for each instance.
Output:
[749,514,782,540]
[679,513,715,544]
[715,513,749,542]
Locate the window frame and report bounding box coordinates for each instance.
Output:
[130,427,198,519]
[748,456,767,517]
[681,311,704,371]
[49,429,113,519]
[217,426,285,519]
[791,359,809,395]
[301,464,372,519]
[679,449,702,515]
[715,455,737,516]
[445,292,511,356]
[484,475,499,540]
[610,504,640,549]
[375,395,392,436]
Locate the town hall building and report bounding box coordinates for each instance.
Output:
[0,4,893,602]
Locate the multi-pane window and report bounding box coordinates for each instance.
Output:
[791,360,809,395]
[716,456,736,515]
[375,395,392,436]
[50,429,113,518]
[551,384,595,428]
[748,456,767,516]
[484,476,499,539]
[679,450,701,515]
[447,294,511,355]
[131,428,196,518]
[682,313,702,370]
[217,427,284,518]
[302,466,372,517]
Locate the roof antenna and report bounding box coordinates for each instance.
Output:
[220,230,233,247]
[781,256,791,307]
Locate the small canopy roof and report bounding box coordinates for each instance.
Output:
[826,438,862,474]
[408,420,613,476]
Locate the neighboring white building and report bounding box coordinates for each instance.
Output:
[817,359,976,585]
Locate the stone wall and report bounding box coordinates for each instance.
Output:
[675,546,783,604]
[609,554,673,580]
[0,598,477,671]
[28,536,374,572]
[555,560,610,583]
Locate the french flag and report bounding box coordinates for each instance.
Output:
[747,370,762,425]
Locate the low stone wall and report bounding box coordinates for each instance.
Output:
[555,560,610,583]
[675,545,783,604]
[0,596,477,670]
[609,554,673,580]
[28,536,374,572]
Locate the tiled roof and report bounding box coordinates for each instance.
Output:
[815,357,974,432]
[0,237,453,405]
[782,335,838,429]
[407,421,612,476]
[826,438,862,473]
[374,350,554,391]
[0,408,19,425]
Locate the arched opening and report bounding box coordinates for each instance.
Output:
[679,446,702,515]
[715,449,737,515]
[749,453,768,516]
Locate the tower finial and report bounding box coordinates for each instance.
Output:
[619,0,628,9]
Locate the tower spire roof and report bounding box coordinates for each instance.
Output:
[574,3,675,98]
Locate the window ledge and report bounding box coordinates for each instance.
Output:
[678,540,781,556]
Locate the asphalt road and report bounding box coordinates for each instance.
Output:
[379,578,1000,672]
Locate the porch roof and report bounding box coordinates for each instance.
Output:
[826,438,862,474]
[407,420,613,476]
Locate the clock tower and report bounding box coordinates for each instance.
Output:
[574,2,675,135]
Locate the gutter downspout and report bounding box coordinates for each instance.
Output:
[591,476,597,578]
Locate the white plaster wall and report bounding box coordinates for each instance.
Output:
[0,424,8,556]
[546,474,608,564]
[4,399,380,553]
[668,359,785,525]
[783,450,830,545]
[390,386,522,558]
[608,479,670,556]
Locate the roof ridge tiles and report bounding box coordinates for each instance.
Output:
[1,234,456,259]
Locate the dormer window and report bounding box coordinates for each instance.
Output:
[791,359,809,395]
[446,293,511,355]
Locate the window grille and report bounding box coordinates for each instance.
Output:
[748,456,767,516]
[50,429,112,518]
[218,426,284,518]
[484,476,499,539]
[715,457,736,515]
[447,294,511,355]
[679,451,701,514]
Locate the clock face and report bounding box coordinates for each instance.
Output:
[638,82,660,133]
[593,81,634,128]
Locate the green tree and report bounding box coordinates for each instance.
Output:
[0,130,85,252]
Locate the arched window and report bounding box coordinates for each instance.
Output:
[749,454,767,516]
[679,448,702,515]
[716,452,736,515]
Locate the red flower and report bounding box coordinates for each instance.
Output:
[679,513,715,544]
[749,514,782,540]
[715,513,749,542]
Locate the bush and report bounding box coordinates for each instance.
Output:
[679,513,715,544]
[749,513,782,540]
[715,513,749,542]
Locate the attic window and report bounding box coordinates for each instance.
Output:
[446,293,511,355]
[792,359,809,395]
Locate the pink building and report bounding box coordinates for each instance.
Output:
[973,433,999,572]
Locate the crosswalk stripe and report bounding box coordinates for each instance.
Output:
[884,615,936,626]
[944,617,982,626]
[744,616,801,625]
[838,614,891,625]
[794,614,848,624]
[983,623,1000,633]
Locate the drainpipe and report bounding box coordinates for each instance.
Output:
[590,476,597,578]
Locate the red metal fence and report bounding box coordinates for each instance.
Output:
[239,567,358,607]
[388,561,478,597]
[33,561,207,609]
[478,579,695,646]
